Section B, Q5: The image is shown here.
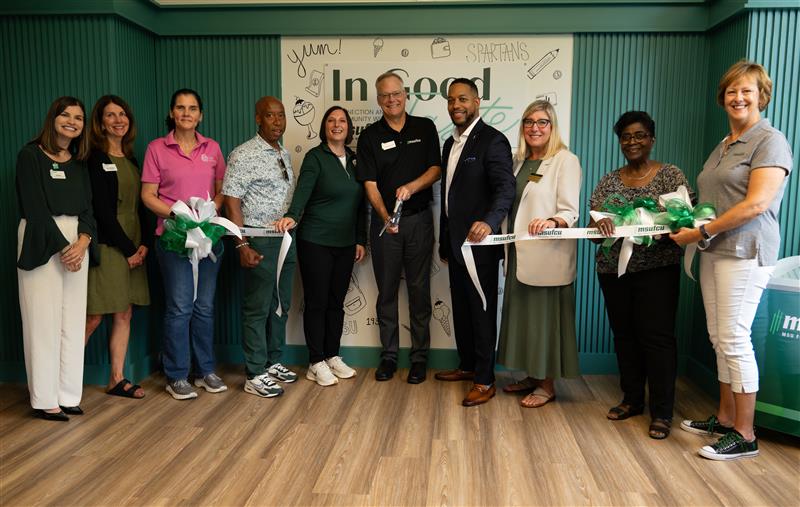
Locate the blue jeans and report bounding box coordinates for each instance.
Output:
[156,240,224,381]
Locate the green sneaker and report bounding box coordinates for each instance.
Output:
[680,415,735,437]
[698,431,758,461]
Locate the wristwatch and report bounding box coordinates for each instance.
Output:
[699,224,711,240]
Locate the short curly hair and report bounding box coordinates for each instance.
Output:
[613,111,655,139]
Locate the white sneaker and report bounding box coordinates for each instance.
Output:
[244,373,284,398]
[306,361,339,386]
[325,356,356,379]
[267,363,298,383]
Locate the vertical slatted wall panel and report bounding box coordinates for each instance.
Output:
[0,16,114,377]
[153,36,281,355]
[702,15,750,152]
[571,32,709,368]
[748,9,800,260]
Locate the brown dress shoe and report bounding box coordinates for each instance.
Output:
[434,369,476,382]
[462,383,496,407]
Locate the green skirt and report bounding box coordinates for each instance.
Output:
[497,246,579,379]
[87,243,150,314]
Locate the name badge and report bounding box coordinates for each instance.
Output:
[50,170,66,179]
[102,163,118,172]
[381,141,396,151]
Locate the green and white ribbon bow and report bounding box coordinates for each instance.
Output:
[589,194,661,278]
[161,196,242,301]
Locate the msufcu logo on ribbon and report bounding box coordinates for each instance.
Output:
[770,310,800,339]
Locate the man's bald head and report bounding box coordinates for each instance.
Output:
[255,96,286,148]
[256,96,282,116]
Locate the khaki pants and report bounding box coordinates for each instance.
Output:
[17,216,87,409]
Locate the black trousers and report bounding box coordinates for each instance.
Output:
[448,258,499,386]
[598,264,680,419]
[370,209,433,364]
[297,239,355,364]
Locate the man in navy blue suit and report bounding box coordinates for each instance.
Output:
[435,78,515,407]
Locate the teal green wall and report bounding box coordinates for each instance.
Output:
[1,3,797,385]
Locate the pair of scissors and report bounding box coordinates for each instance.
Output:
[379,199,403,236]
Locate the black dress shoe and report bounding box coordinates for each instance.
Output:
[407,362,427,384]
[60,406,84,415]
[36,409,69,422]
[375,359,397,381]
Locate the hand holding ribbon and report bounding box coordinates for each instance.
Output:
[654,185,716,280]
[161,195,242,301]
[590,194,660,277]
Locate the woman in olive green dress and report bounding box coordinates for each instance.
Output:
[85,95,151,398]
[497,100,582,408]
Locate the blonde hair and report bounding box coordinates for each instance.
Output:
[717,60,772,111]
[515,100,567,161]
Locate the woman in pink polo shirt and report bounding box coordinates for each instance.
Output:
[141,88,228,400]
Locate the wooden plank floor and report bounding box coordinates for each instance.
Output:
[1,367,798,507]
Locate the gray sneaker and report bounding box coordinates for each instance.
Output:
[267,363,298,383]
[244,373,284,398]
[194,373,228,393]
[166,379,198,400]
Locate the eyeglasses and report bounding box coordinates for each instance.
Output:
[620,131,650,143]
[522,118,551,129]
[377,91,405,101]
[278,157,289,181]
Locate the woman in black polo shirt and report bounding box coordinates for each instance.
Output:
[16,96,95,421]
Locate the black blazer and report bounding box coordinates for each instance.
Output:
[439,119,515,266]
[87,150,153,259]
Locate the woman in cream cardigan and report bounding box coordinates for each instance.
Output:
[497,100,582,408]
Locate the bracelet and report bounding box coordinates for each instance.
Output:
[235,242,250,250]
[79,233,92,242]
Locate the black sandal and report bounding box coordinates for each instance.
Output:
[606,403,645,421]
[649,418,672,439]
[106,379,145,399]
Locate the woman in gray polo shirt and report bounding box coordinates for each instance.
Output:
[672,60,793,461]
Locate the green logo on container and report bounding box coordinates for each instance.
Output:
[771,310,800,339]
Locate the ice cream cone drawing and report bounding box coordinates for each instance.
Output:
[372,37,384,57]
[344,273,367,316]
[293,98,317,139]
[433,299,451,336]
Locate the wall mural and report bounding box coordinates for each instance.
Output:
[281,35,574,350]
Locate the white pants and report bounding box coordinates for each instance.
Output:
[17,216,88,409]
[699,251,773,393]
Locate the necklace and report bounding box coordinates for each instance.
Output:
[624,164,654,181]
